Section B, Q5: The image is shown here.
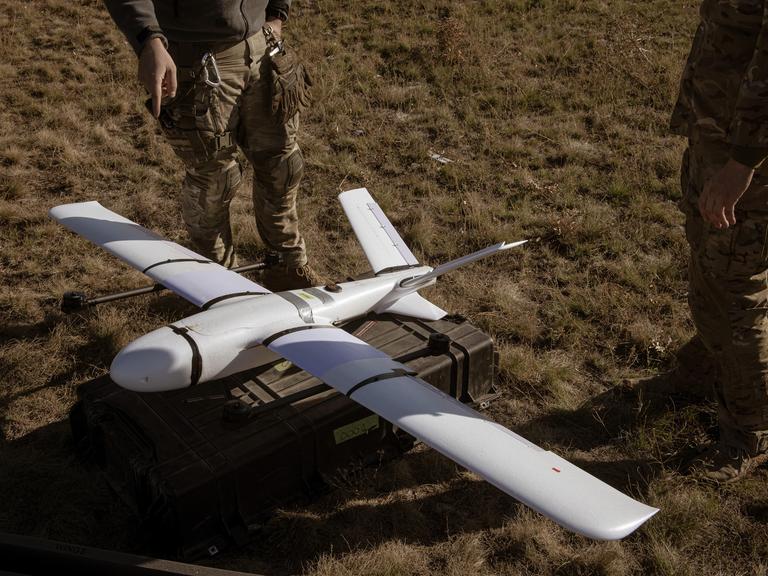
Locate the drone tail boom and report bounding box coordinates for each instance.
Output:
[369,242,527,320]
[398,240,528,291]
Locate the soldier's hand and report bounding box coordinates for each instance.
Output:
[698,159,755,229]
[139,37,177,118]
[266,17,283,39]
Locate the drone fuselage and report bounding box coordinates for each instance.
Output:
[110,267,432,392]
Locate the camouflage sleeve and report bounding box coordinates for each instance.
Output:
[266,0,292,21]
[102,0,165,55]
[730,3,768,167]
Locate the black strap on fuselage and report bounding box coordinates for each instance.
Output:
[169,325,203,386]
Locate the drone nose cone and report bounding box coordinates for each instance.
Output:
[110,327,193,392]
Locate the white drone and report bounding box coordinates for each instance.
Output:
[50,187,658,540]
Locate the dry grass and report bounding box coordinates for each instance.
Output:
[2,0,767,574]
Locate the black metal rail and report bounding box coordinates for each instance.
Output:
[61,262,266,313]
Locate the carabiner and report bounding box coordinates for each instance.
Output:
[263,24,285,57]
[200,52,222,88]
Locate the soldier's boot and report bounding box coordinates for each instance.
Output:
[262,258,325,292]
[620,337,718,412]
[684,441,768,483]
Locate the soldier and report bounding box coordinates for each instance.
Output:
[103,0,322,291]
[671,0,768,481]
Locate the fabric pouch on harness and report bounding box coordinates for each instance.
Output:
[265,29,313,124]
[148,52,235,165]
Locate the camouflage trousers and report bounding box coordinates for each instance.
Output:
[680,137,768,454]
[160,30,307,268]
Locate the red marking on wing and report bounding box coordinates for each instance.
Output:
[552,467,561,473]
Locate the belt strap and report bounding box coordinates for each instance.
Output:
[169,38,245,66]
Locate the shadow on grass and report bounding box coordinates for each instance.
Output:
[1,314,60,341]
[232,450,521,572]
[0,418,139,553]
[1,410,518,576]
[512,362,719,498]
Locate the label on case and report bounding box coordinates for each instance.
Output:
[333,414,379,445]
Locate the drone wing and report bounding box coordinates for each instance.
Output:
[49,201,269,308]
[265,326,658,540]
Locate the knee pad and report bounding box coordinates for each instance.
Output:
[251,145,304,192]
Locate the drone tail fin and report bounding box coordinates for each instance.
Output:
[375,292,447,320]
[339,188,421,274]
[339,187,528,320]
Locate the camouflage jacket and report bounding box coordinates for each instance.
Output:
[104,0,291,55]
[671,0,768,166]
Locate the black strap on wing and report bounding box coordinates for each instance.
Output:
[201,291,268,310]
[142,258,211,274]
[346,368,416,398]
[262,324,333,347]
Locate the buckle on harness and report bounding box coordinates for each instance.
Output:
[213,132,234,151]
